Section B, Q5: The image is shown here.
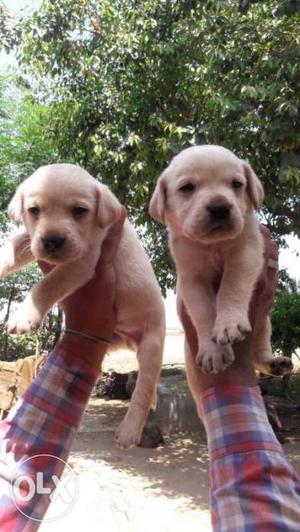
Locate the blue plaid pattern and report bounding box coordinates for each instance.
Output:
[199,385,300,531]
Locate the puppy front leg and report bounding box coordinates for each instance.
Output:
[0,231,33,278]
[179,279,234,374]
[213,247,263,345]
[7,256,97,335]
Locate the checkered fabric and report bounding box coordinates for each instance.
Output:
[0,347,98,531]
[199,385,300,531]
[1,347,300,531]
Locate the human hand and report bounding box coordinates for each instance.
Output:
[61,208,126,340]
[180,226,278,392]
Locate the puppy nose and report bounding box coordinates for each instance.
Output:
[42,236,65,252]
[207,202,232,220]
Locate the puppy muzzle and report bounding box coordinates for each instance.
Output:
[42,235,65,253]
[32,233,84,263]
[183,201,243,242]
[206,201,232,222]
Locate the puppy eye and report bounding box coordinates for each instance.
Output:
[72,206,88,218]
[178,183,195,193]
[28,206,40,216]
[232,180,243,189]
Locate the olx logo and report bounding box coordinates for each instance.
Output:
[10,454,78,522]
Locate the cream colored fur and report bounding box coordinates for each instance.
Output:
[150,145,283,375]
[0,164,165,448]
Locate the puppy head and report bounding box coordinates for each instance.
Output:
[149,145,264,243]
[8,164,123,264]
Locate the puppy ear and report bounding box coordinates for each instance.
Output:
[7,184,24,225]
[149,173,168,224]
[243,162,264,210]
[96,182,123,228]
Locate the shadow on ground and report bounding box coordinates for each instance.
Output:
[73,397,210,512]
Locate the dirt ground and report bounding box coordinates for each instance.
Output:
[40,396,212,532]
[40,336,300,531]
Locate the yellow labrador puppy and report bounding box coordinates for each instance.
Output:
[150,145,291,376]
[0,164,165,448]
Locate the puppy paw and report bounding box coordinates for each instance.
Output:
[7,305,43,335]
[115,416,143,449]
[196,343,235,374]
[268,356,293,376]
[212,315,251,345]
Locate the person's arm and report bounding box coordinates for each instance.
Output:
[0,211,125,531]
[199,385,300,531]
[180,226,300,531]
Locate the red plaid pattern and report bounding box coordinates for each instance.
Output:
[0,347,98,530]
[1,347,300,531]
[198,385,300,531]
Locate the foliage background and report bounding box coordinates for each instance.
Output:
[0,0,299,360]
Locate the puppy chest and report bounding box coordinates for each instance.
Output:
[198,250,224,289]
[174,245,225,280]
